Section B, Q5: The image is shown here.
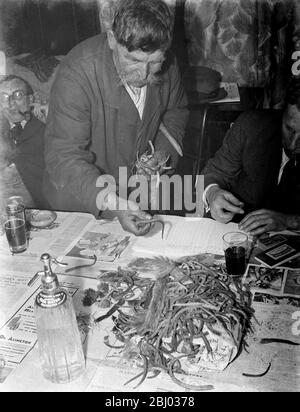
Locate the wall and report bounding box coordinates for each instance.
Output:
[0,0,101,56]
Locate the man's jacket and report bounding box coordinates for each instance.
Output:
[44,33,188,215]
[0,115,47,209]
[202,110,300,215]
[14,115,48,209]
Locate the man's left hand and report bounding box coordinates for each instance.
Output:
[31,102,48,123]
[239,209,289,235]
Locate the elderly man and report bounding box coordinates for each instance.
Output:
[44,0,188,235]
[0,75,48,209]
[202,80,300,235]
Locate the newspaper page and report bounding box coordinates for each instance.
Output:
[0,270,210,392]
[0,211,95,264]
[0,273,102,387]
[242,263,300,343]
[0,271,34,326]
[0,212,95,331]
[1,247,300,391]
[56,218,137,278]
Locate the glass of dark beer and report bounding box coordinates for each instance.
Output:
[223,232,248,277]
[4,217,27,254]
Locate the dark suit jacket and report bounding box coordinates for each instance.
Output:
[13,116,49,209]
[44,33,188,216]
[202,110,299,215]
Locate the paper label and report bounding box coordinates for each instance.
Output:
[36,291,67,308]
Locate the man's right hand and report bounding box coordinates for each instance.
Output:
[104,192,152,236]
[206,186,245,223]
[114,208,153,236]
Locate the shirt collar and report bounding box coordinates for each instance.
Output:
[9,119,27,129]
[281,149,289,166]
[124,82,147,119]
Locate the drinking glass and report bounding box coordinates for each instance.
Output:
[4,217,27,254]
[0,198,6,236]
[223,232,248,277]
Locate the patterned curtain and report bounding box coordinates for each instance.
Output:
[184,0,298,108]
[294,1,300,55]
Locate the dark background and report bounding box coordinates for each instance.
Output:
[0,0,100,56]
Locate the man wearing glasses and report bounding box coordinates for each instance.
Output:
[0,75,48,208]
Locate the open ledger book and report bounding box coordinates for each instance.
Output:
[131,215,240,257]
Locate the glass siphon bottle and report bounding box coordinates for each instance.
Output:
[35,253,85,384]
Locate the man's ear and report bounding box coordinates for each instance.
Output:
[107,30,117,50]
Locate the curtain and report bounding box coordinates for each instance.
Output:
[184,0,298,108]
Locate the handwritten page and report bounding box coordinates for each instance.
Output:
[132,215,240,258]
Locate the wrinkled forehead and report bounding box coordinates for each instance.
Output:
[0,79,27,94]
[284,104,300,130]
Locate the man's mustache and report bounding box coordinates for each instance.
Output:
[17,109,32,121]
[18,109,31,116]
[118,70,162,86]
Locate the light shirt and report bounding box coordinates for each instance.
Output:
[124,83,147,120]
[204,149,289,211]
[9,119,27,129]
[278,149,289,184]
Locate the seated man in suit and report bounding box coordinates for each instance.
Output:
[0,75,48,209]
[202,79,300,235]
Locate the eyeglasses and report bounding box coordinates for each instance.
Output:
[0,90,27,105]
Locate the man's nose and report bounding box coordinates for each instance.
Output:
[8,95,17,108]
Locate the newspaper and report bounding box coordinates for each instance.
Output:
[0,213,299,391]
[243,264,300,344]
[0,211,95,263]
[0,212,96,335]
[42,218,138,281]
[0,271,211,391]
[0,273,101,387]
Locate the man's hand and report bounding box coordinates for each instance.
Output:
[207,186,244,223]
[104,193,153,236]
[31,102,48,123]
[115,208,153,236]
[135,148,171,180]
[239,209,289,235]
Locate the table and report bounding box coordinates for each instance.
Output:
[0,211,300,392]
